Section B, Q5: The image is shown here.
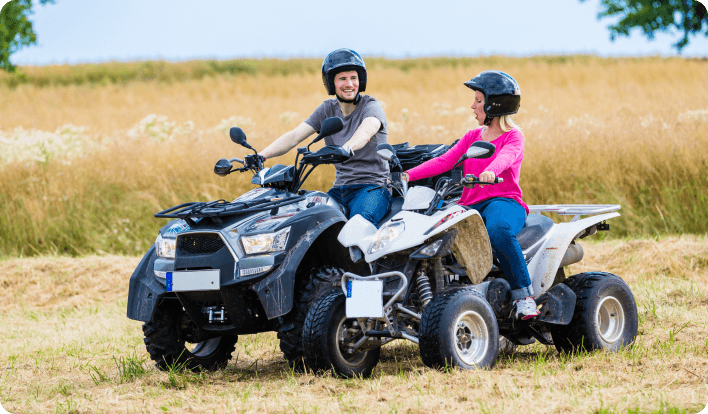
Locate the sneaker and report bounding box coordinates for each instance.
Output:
[514,296,540,320]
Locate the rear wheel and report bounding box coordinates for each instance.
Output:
[302,290,381,377]
[143,305,237,371]
[278,267,343,370]
[550,272,638,353]
[419,288,499,370]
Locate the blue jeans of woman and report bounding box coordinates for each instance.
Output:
[328,184,392,227]
[467,197,533,301]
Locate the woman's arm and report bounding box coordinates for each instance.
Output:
[484,130,524,176]
[405,130,477,182]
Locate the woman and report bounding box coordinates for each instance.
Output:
[403,70,539,320]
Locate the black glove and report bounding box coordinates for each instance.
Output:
[244,154,265,170]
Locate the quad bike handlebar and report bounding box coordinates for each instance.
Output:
[461,174,503,188]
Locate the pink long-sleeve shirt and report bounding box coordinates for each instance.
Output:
[406,128,529,213]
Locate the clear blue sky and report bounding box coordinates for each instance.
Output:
[8,0,708,65]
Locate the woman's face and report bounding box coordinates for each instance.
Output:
[471,91,485,126]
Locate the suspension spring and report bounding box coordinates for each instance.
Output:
[416,272,433,306]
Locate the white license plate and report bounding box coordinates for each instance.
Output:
[345,280,383,318]
[166,270,220,292]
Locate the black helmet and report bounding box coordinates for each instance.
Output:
[464,70,520,125]
[321,48,367,95]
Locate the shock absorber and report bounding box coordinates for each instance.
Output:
[416,271,433,306]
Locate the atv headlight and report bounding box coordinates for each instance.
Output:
[241,227,291,255]
[369,221,405,255]
[155,234,176,259]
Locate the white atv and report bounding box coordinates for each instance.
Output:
[300,141,638,377]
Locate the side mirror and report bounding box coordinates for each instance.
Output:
[230,127,254,150]
[214,158,233,176]
[310,117,344,145]
[455,141,496,166]
[376,143,396,161]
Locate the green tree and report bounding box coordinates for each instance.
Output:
[0,0,54,72]
[586,0,708,52]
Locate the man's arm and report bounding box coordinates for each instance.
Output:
[342,117,382,152]
[260,122,317,160]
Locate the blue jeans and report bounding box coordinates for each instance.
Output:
[467,197,533,301]
[328,184,392,227]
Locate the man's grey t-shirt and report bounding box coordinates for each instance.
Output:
[304,95,389,188]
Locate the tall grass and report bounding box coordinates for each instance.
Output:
[0,56,707,257]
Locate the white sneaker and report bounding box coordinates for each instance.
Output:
[514,296,540,320]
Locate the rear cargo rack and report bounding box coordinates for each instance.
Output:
[528,204,621,222]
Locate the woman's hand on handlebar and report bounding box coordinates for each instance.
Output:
[402,172,410,184]
[479,171,494,188]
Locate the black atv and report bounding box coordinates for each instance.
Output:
[126,117,390,371]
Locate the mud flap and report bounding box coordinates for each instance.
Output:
[449,213,492,284]
[534,283,576,325]
[126,246,168,322]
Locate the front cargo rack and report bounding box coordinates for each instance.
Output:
[155,194,306,224]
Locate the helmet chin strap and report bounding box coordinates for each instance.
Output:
[336,93,361,105]
[484,115,494,126]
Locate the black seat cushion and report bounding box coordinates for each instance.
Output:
[377,197,404,228]
[515,214,554,251]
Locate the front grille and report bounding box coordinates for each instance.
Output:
[178,233,225,255]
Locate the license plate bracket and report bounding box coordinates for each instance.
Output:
[166,270,220,292]
[345,280,383,318]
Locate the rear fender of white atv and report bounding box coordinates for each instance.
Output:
[527,212,620,297]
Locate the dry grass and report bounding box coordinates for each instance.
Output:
[0,236,707,413]
[1,57,707,256]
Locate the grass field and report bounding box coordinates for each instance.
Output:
[0,56,707,256]
[0,56,707,413]
[0,236,706,413]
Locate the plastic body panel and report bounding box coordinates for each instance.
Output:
[527,212,620,297]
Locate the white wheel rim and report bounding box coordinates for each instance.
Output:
[453,311,489,366]
[596,296,625,343]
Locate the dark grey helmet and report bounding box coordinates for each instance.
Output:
[321,48,367,95]
[464,70,520,125]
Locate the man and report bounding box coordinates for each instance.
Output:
[258,48,391,226]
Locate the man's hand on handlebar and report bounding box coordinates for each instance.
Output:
[244,154,266,170]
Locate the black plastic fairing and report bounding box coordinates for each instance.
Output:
[251,206,348,319]
[126,246,169,322]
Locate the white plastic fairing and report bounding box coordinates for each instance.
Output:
[337,214,377,247]
[402,186,436,210]
[527,212,620,296]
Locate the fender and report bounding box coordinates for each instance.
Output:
[126,246,168,322]
[528,212,620,296]
[251,209,346,320]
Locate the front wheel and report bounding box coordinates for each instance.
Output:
[550,272,638,353]
[302,290,381,378]
[278,267,344,370]
[419,288,499,370]
[143,305,237,371]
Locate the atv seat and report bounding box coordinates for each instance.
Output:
[516,213,554,251]
[377,197,404,228]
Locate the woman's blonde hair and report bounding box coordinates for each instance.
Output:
[499,115,521,133]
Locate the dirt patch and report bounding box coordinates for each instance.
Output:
[0,255,140,311]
